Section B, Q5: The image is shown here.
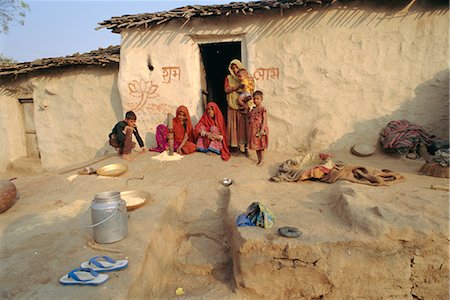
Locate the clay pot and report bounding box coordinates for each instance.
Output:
[419,162,449,178]
[0,180,18,214]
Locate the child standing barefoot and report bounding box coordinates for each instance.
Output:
[248,90,268,166]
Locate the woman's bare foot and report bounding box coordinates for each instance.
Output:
[121,154,133,162]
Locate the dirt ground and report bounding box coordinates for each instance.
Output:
[0,147,448,299]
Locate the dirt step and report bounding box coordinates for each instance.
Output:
[9,157,43,174]
[176,235,229,275]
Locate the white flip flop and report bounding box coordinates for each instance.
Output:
[59,267,109,286]
[80,255,128,273]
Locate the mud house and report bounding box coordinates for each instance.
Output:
[0,46,121,171]
[97,0,448,153]
[0,0,448,171]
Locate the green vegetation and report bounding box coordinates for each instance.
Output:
[0,0,29,33]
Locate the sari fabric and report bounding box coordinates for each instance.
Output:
[149,124,179,153]
[225,59,244,110]
[194,102,231,161]
[225,59,248,148]
[173,105,196,154]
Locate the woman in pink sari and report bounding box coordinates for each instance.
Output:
[148,124,179,153]
[149,105,195,155]
[194,102,231,161]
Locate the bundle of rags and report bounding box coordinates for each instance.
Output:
[321,163,404,186]
[271,152,404,186]
[271,152,334,182]
[380,119,436,155]
[236,202,275,228]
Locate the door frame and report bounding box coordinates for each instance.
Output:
[191,33,247,115]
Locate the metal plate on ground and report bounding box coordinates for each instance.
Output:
[120,190,151,211]
[96,164,128,177]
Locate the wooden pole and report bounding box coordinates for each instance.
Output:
[167,113,174,156]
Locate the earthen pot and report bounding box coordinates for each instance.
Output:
[0,180,18,214]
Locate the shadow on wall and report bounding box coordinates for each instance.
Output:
[121,2,448,49]
[110,72,124,121]
[326,68,449,151]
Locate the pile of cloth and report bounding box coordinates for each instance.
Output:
[236,202,275,228]
[270,152,334,182]
[271,151,404,186]
[380,119,436,155]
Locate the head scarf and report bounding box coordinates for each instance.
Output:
[228,59,245,80]
[173,105,194,144]
[195,102,231,161]
[226,59,246,110]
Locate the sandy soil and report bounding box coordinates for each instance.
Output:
[0,148,448,299]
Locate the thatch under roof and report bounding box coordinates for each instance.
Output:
[0,46,120,77]
[97,0,447,33]
[97,0,333,33]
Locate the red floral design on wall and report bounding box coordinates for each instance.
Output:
[126,79,159,111]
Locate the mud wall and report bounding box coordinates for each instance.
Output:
[119,4,449,151]
[0,66,122,171]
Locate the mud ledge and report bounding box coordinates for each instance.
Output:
[225,181,448,299]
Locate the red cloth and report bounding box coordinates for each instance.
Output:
[173,105,196,154]
[194,102,231,161]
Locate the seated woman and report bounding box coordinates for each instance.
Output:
[173,105,197,155]
[148,124,178,153]
[194,102,231,161]
[149,105,196,155]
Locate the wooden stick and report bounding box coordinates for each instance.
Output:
[167,113,174,156]
[58,153,116,175]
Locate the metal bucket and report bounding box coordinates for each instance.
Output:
[90,191,128,244]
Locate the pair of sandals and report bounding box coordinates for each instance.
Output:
[59,255,128,286]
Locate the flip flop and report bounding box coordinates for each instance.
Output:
[80,256,128,273]
[59,267,109,286]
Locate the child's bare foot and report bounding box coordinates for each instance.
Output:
[257,161,264,167]
[121,154,133,162]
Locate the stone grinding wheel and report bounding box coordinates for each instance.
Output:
[0,180,18,214]
[351,143,376,157]
[278,226,302,238]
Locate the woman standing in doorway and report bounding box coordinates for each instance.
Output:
[224,59,249,155]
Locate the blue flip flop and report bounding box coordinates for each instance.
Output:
[80,256,128,273]
[59,267,109,286]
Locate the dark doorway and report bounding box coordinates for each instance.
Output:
[199,42,241,119]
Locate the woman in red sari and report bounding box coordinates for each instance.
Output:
[173,105,196,155]
[194,102,231,161]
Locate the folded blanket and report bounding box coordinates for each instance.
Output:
[380,119,435,154]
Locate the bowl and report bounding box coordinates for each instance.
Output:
[78,166,96,175]
[96,164,128,177]
[120,190,151,211]
[222,178,232,186]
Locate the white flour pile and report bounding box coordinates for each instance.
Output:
[121,195,146,206]
[151,151,183,162]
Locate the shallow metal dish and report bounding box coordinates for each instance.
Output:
[120,190,151,211]
[96,164,128,177]
[222,178,232,186]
